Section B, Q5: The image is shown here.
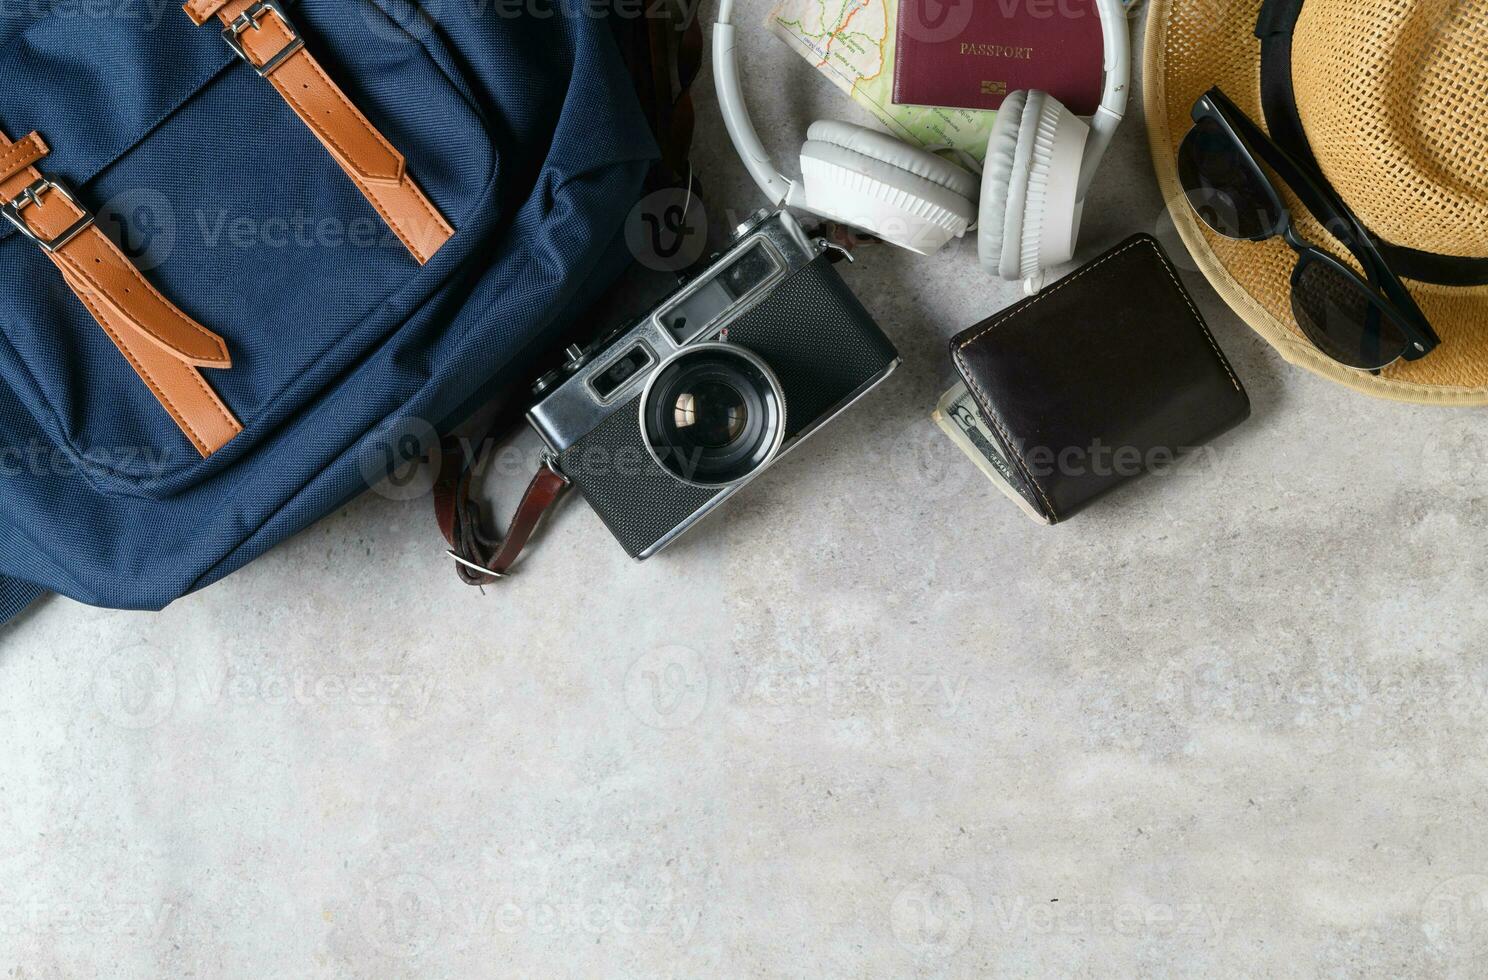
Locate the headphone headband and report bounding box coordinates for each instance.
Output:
[714,0,1130,205]
[714,0,797,205]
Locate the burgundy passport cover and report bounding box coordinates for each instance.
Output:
[892,0,1106,114]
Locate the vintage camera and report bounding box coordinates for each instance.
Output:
[528,208,900,559]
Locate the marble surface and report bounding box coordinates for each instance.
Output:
[4,1,1488,976]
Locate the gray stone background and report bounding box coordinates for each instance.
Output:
[4,0,1488,976]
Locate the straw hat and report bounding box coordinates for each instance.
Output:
[1145,0,1488,403]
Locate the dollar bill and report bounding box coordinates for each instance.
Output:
[932,383,1050,525]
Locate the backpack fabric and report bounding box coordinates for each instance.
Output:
[0,0,658,619]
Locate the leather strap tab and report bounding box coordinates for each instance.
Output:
[183,0,231,24]
[191,0,455,264]
[36,203,230,367]
[1,130,241,457]
[435,438,570,585]
[0,133,48,183]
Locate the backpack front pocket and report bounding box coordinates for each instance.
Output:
[0,0,496,497]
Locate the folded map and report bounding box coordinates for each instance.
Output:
[767,0,997,161]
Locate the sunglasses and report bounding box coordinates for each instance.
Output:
[1178,88,1440,371]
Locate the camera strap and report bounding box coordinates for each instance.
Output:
[432,0,702,587]
[434,436,570,585]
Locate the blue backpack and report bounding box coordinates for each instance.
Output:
[0,0,668,621]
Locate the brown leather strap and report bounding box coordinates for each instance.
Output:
[0,133,49,181]
[1,130,242,456]
[616,0,703,185]
[185,0,455,265]
[429,0,703,587]
[434,437,570,585]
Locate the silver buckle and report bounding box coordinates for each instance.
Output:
[445,551,506,580]
[222,0,305,78]
[1,178,95,254]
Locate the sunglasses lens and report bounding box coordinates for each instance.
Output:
[1291,256,1409,370]
[1178,118,1283,241]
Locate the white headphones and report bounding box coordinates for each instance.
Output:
[713,0,1130,283]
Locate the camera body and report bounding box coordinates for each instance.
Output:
[527,208,899,559]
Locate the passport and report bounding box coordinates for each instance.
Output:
[892,0,1107,114]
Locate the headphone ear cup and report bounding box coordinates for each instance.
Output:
[798,121,978,254]
[804,121,980,199]
[978,91,1092,281]
[977,91,1030,278]
[1017,95,1090,280]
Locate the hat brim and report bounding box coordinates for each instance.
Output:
[1143,0,1488,405]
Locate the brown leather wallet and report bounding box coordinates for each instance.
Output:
[950,234,1250,524]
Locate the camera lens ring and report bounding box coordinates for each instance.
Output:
[639,342,787,489]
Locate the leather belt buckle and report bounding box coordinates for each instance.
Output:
[222,0,305,77]
[2,177,95,254]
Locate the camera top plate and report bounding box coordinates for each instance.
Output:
[528,209,822,453]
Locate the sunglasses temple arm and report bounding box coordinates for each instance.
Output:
[1224,107,1366,249]
[1224,100,1440,346]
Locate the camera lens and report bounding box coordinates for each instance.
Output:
[672,381,749,448]
[640,343,786,488]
